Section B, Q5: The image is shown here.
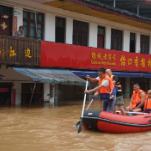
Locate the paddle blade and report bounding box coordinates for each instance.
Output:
[75,120,80,127]
[78,118,83,134]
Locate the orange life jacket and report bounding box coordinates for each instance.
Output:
[98,74,114,100]
[144,97,151,113]
[131,89,146,109]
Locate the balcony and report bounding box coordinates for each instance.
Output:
[0,35,41,66]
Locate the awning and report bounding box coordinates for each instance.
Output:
[12,67,86,86]
[144,73,151,78]
[71,70,144,78]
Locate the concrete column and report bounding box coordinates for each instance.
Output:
[12,83,21,105]
[136,32,140,53]
[113,0,116,7]
[13,8,23,36]
[105,26,111,49]
[43,83,50,102]
[123,30,130,52]
[88,22,97,48]
[44,13,55,41]
[137,5,139,15]
[54,84,58,106]
[124,78,130,98]
[66,17,73,44]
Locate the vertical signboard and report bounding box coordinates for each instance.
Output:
[14,16,17,36]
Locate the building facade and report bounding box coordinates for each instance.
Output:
[1,0,151,106]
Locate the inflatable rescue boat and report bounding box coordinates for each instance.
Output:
[82,110,151,133]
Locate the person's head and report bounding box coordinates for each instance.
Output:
[147,90,151,99]
[133,83,140,92]
[98,68,106,79]
[106,69,112,77]
[19,26,23,32]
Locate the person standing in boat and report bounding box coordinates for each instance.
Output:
[125,83,147,112]
[144,90,151,113]
[106,69,125,115]
[84,68,115,113]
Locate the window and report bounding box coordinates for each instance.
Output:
[111,29,123,51]
[130,33,135,53]
[140,35,149,54]
[73,20,88,46]
[97,26,105,48]
[23,11,44,40]
[0,5,12,36]
[55,17,65,43]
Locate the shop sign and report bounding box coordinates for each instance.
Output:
[0,88,8,93]
[41,41,151,72]
[14,16,17,36]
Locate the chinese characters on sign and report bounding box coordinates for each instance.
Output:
[25,48,32,58]
[91,51,151,70]
[91,52,116,66]
[10,46,16,57]
[14,16,17,36]
[0,45,33,58]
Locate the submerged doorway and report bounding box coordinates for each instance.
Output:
[0,83,12,105]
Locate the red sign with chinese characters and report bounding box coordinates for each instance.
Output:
[14,16,17,36]
[41,41,151,72]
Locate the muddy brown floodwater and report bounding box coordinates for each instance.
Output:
[0,99,151,151]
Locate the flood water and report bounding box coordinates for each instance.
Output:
[0,99,151,151]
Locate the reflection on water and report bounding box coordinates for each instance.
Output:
[0,99,151,151]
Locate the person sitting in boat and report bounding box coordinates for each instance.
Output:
[84,68,115,113]
[106,69,125,115]
[125,83,147,112]
[144,90,151,113]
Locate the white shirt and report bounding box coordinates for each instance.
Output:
[96,76,109,87]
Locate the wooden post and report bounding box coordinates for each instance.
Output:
[28,82,36,109]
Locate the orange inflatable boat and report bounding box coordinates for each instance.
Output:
[82,110,151,133]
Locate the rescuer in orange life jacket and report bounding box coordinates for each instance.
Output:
[144,90,151,113]
[84,68,115,113]
[125,83,147,112]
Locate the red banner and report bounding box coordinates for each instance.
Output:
[14,16,17,36]
[41,41,151,72]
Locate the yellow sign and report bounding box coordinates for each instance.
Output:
[148,59,151,68]
[141,57,145,68]
[91,52,96,59]
[120,55,126,66]
[128,58,132,65]
[134,56,138,67]
[25,48,32,58]
[1,22,8,30]
[10,46,16,57]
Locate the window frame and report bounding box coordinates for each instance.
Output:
[73,20,89,47]
[23,10,44,40]
[130,32,136,53]
[111,29,123,51]
[140,35,150,54]
[55,16,66,43]
[97,26,105,48]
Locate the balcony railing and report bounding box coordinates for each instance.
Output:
[0,35,41,66]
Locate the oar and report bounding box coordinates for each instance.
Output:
[77,79,89,134]
[116,111,147,115]
[75,97,94,127]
